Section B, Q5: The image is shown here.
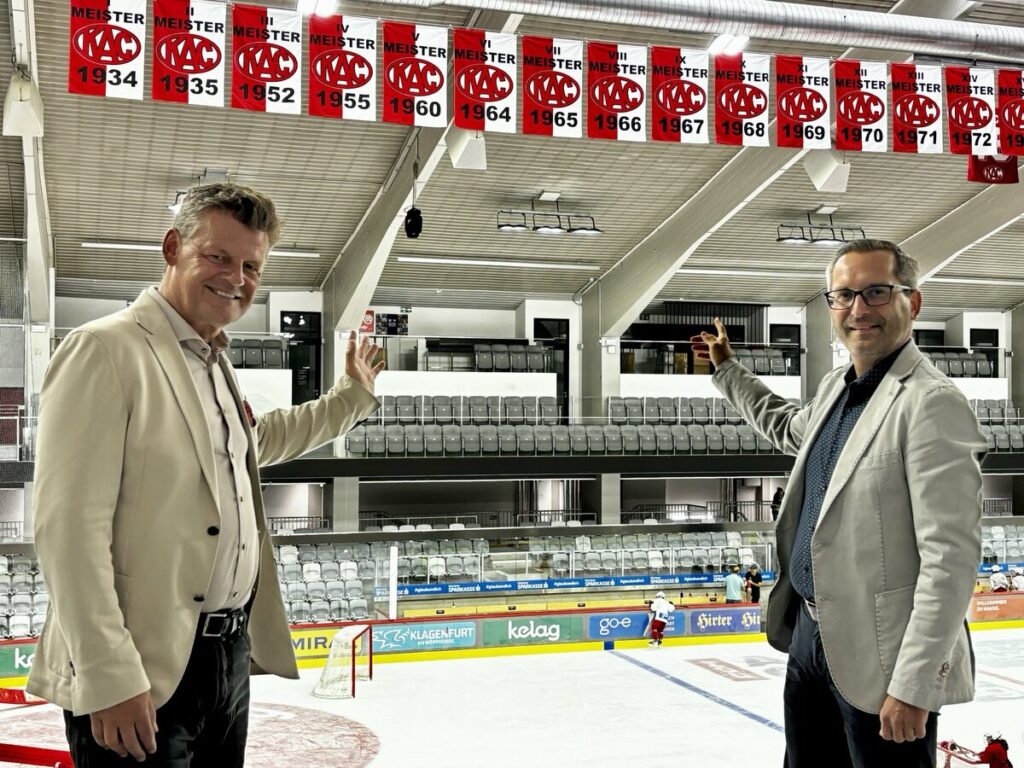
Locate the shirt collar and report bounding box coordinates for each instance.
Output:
[148,287,231,359]
[844,338,910,392]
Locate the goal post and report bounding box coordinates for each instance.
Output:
[312,624,374,699]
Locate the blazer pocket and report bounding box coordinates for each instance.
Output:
[860,449,904,470]
[875,583,916,678]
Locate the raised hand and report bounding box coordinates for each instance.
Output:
[688,318,734,368]
[345,331,386,394]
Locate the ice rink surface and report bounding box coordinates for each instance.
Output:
[1,627,1022,766]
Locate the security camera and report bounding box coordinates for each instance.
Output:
[404,207,422,239]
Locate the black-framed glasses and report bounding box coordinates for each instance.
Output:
[824,284,914,309]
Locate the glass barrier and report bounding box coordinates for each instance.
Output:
[920,347,1006,379]
[620,341,802,376]
[365,335,554,375]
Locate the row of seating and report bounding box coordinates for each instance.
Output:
[282,578,367,602]
[286,598,370,624]
[345,423,778,456]
[0,573,45,594]
[279,560,375,583]
[539,547,761,575]
[472,344,546,373]
[980,425,1024,452]
[733,348,793,375]
[275,540,490,563]
[925,351,995,377]
[530,531,746,551]
[225,338,287,369]
[366,522,483,531]
[982,540,1024,560]
[1,614,41,638]
[0,592,47,615]
[608,397,794,426]
[367,395,561,426]
[971,400,1018,425]
[0,555,39,574]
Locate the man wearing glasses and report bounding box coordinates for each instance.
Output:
[691,240,985,767]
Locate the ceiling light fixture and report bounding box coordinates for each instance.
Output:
[496,198,601,236]
[168,190,187,215]
[396,256,599,271]
[774,211,865,245]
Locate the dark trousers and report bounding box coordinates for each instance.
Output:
[783,603,937,768]
[64,625,252,767]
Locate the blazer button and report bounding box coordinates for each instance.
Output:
[193,595,205,603]
[208,526,220,535]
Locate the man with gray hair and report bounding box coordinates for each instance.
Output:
[29,183,383,765]
[692,240,985,767]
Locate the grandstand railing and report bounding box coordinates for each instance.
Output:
[626,504,712,523]
[512,509,595,527]
[983,498,1012,517]
[361,514,480,531]
[266,516,329,533]
[706,501,775,522]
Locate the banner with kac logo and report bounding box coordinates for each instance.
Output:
[152,0,225,107]
[308,14,377,121]
[834,60,888,153]
[381,21,448,127]
[714,52,770,147]
[586,41,647,142]
[775,55,831,149]
[231,4,302,114]
[998,69,1024,155]
[946,66,999,156]
[69,0,147,100]
[650,47,709,144]
[453,28,517,134]
[521,36,583,138]
[891,63,944,154]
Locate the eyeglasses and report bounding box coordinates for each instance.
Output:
[824,284,914,309]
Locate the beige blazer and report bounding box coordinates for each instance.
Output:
[27,291,379,715]
[713,341,985,713]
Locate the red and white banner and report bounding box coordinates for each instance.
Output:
[775,55,830,149]
[968,154,1019,184]
[998,70,1024,155]
[651,48,709,144]
[359,310,375,333]
[714,53,770,147]
[69,0,146,100]
[231,5,302,114]
[891,63,943,154]
[586,42,647,142]
[834,60,888,152]
[381,22,448,127]
[946,67,998,156]
[453,29,517,133]
[152,0,225,107]
[521,37,583,138]
[308,15,376,121]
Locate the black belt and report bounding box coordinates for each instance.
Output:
[197,608,248,640]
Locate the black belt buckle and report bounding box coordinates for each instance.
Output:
[200,610,244,639]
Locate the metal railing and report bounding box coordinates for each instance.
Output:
[511,509,595,527]
[983,499,1013,517]
[707,501,775,523]
[266,516,328,533]
[361,514,480,531]
[627,504,713,523]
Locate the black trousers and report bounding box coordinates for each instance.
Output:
[64,625,252,767]
[783,603,937,768]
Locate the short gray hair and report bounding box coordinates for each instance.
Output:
[825,239,919,291]
[172,182,282,246]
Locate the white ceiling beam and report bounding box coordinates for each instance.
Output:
[321,9,521,331]
[9,0,53,325]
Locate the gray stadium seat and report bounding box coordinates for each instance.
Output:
[604,424,623,453]
[379,395,397,424]
[505,396,524,424]
[262,338,285,368]
[443,424,462,455]
[462,425,481,454]
[397,396,416,424]
[690,397,709,424]
[480,425,500,455]
[498,425,517,454]
[424,425,443,455]
[609,397,627,425]
[643,398,660,424]
[433,395,453,424]
[242,339,263,368]
[523,396,538,424]
[516,424,536,454]
[552,425,571,454]
[226,339,244,367]
[535,425,553,454]
[620,425,640,454]
[625,398,643,425]
[509,345,527,371]
[470,396,488,424]
[527,345,545,371]
[671,424,690,453]
[386,425,405,455]
[366,426,386,456]
[492,344,511,371]
[405,425,424,455]
[654,425,673,454]
[688,424,708,452]
[570,425,588,454]
[657,397,676,423]
[637,425,657,454]
[346,426,366,456]
[475,344,493,371]
[539,397,559,425]
[586,425,606,454]
[487,396,504,423]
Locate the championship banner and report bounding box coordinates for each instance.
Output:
[968,154,1019,184]
[834,60,888,152]
[69,0,146,100]
[891,63,943,154]
[650,47,709,144]
[997,69,1024,155]
[586,42,647,142]
[946,67,998,156]
[231,4,302,114]
[152,0,226,107]
[453,28,517,133]
[714,53,770,147]
[308,15,376,121]
[775,55,830,149]
[381,21,448,127]
[521,36,583,138]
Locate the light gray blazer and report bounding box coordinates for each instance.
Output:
[713,341,985,713]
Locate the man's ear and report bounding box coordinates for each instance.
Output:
[909,289,922,320]
[162,229,181,268]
